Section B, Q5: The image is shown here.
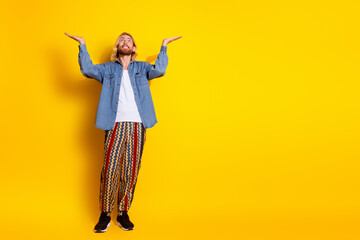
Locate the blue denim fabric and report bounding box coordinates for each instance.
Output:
[78,44,168,130]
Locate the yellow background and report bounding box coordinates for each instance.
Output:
[1,0,360,239]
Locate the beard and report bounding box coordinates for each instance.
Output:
[118,46,133,56]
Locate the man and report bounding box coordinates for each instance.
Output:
[65,32,182,233]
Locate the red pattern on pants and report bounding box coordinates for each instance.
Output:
[99,121,146,213]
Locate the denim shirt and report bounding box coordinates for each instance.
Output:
[78,44,168,130]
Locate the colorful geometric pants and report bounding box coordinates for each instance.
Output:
[99,121,146,213]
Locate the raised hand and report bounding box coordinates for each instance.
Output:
[64,32,86,45]
[162,36,182,46]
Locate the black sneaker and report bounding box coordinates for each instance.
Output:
[94,212,111,233]
[116,211,134,230]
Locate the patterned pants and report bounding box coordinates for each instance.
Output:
[99,121,146,213]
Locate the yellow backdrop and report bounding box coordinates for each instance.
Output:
[1,0,359,239]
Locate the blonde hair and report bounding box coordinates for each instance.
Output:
[110,32,138,62]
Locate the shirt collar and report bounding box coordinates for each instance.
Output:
[115,59,133,65]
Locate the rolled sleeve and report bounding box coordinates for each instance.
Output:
[78,44,106,83]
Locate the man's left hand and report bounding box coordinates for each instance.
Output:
[162,36,182,46]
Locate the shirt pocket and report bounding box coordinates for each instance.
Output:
[135,72,148,86]
[103,73,115,89]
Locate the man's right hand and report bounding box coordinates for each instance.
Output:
[65,32,86,45]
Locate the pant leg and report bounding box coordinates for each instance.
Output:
[117,122,146,212]
[99,122,128,213]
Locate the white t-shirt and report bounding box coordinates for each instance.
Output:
[115,70,142,122]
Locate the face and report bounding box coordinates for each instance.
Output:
[117,35,135,56]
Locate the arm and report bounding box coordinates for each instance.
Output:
[78,43,106,83]
[64,32,105,83]
[146,45,168,80]
[146,36,182,80]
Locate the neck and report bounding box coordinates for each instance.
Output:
[119,54,132,70]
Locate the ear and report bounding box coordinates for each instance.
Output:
[132,46,136,53]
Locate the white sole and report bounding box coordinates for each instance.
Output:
[94,222,110,233]
[116,221,134,231]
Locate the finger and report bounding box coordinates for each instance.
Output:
[65,32,80,39]
[170,36,182,40]
[167,36,182,42]
[65,33,75,38]
[167,38,182,43]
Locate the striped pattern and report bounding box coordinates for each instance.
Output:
[99,121,146,212]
